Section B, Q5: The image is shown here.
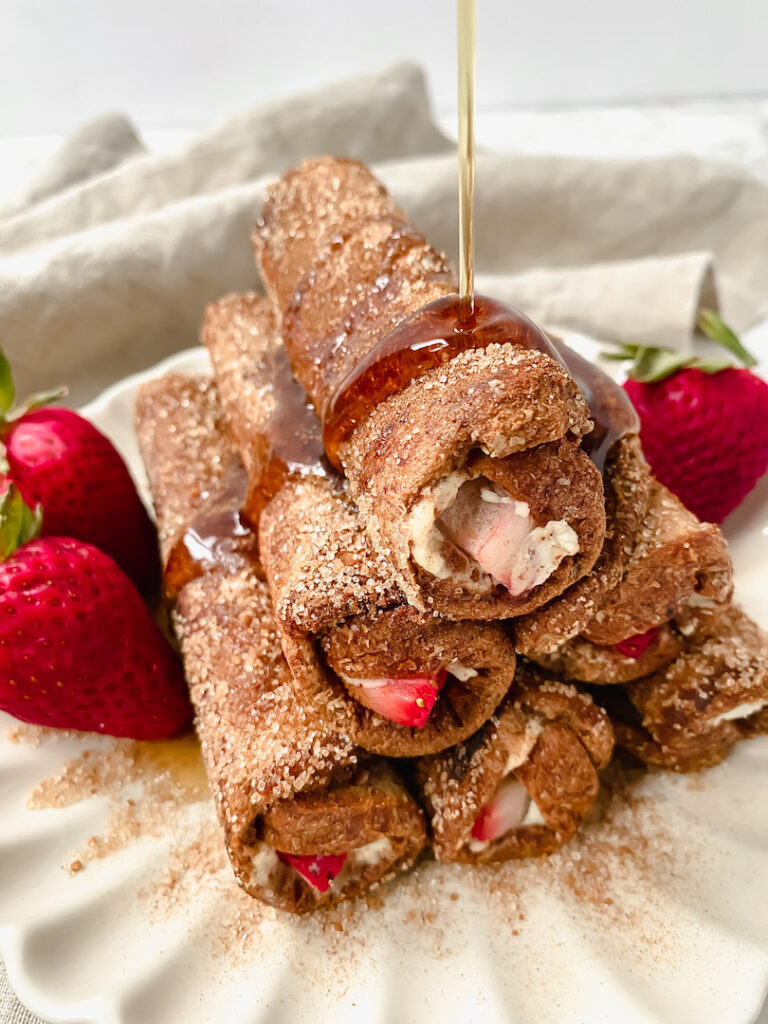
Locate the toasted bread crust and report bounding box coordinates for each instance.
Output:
[582,480,732,645]
[515,435,651,652]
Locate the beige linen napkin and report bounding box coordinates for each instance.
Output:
[2,61,768,405]
[0,113,146,217]
[1,61,768,405]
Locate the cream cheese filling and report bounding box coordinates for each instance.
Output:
[447,661,478,682]
[709,699,767,728]
[249,844,280,886]
[350,835,394,867]
[408,471,468,582]
[408,472,578,595]
[466,720,546,853]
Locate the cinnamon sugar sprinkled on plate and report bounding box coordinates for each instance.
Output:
[9,719,701,973]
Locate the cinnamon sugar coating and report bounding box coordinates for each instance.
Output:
[137,374,427,912]
[515,435,651,653]
[254,157,405,321]
[581,480,732,645]
[254,157,600,618]
[417,668,613,863]
[259,476,399,633]
[616,605,768,772]
[204,292,519,757]
[283,217,455,407]
[135,374,251,598]
[200,294,280,519]
[530,625,686,684]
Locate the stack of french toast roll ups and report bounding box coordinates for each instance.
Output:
[135,158,768,913]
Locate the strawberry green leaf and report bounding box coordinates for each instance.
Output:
[600,345,643,362]
[600,342,641,360]
[0,483,42,560]
[0,349,15,419]
[15,386,69,417]
[627,347,694,383]
[0,487,22,559]
[697,309,757,368]
[19,498,43,547]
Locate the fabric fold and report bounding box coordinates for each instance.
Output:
[6,65,768,406]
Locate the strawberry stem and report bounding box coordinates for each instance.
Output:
[697,309,757,368]
[601,311,757,383]
[15,387,69,416]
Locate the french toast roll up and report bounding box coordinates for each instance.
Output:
[579,480,732,646]
[175,571,426,912]
[592,606,768,773]
[416,668,613,863]
[519,475,732,673]
[135,374,426,913]
[514,434,652,654]
[253,157,606,619]
[527,590,730,684]
[203,294,517,757]
[529,624,686,684]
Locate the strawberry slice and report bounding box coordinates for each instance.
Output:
[278,852,347,892]
[439,480,577,595]
[471,775,532,842]
[614,625,662,660]
[342,669,448,728]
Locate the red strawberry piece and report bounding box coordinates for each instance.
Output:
[439,479,576,595]
[625,367,768,523]
[613,625,663,660]
[2,407,159,590]
[471,775,532,843]
[278,852,347,892]
[0,522,191,739]
[342,669,448,729]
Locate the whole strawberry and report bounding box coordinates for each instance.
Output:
[609,312,768,524]
[0,350,159,591]
[0,487,191,739]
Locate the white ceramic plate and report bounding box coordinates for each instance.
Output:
[1,344,767,1024]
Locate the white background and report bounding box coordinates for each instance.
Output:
[2,0,768,135]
